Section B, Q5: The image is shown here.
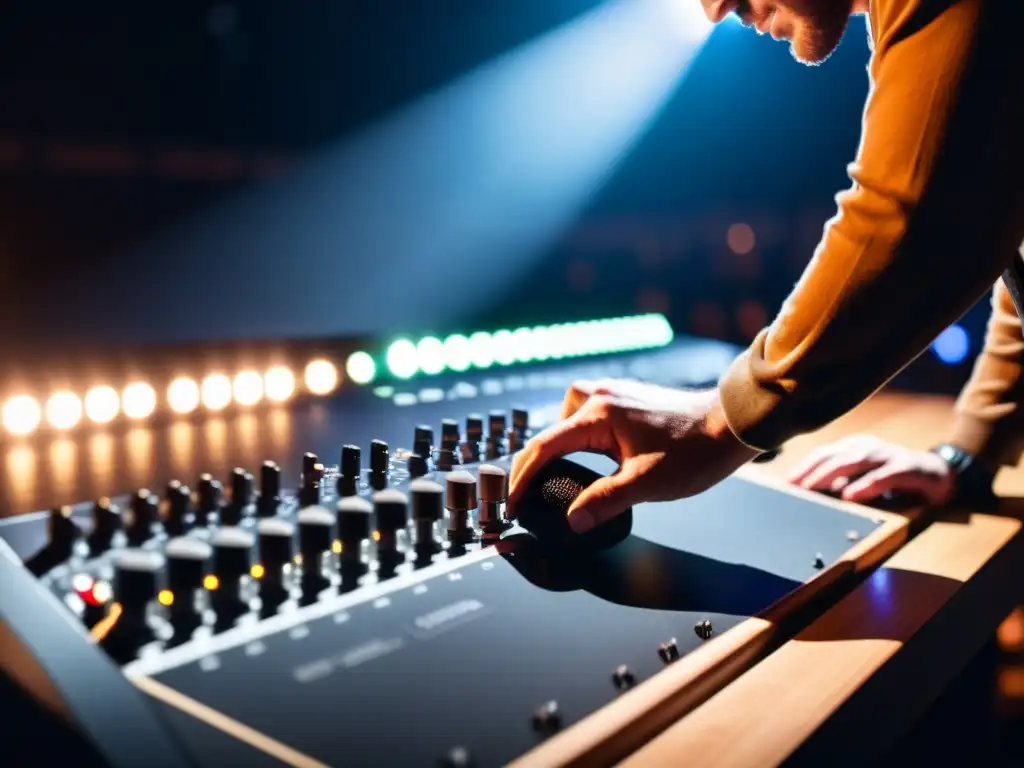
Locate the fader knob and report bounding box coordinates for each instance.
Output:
[512,408,529,436]
[413,438,433,462]
[47,505,80,558]
[231,467,253,507]
[338,444,361,497]
[197,474,222,517]
[477,464,507,532]
[373,490,408,552]
[410,478,444,549]
[414,424,434,447]
[297,506,334,590]
[213,527,255,583]
[370,440,389,490]
[113,549,164,616]
[165,537,211,604]
[88,498,121,554]
[301,452,319,482]
[441,419,460,447]
[337,496,373,546]
[408,453,428,479]
[488,410,507,438]
[446,471,477,540]
[436,447,456,471]
[126,490,158,546]
[165,481,192,537]
[258,518,295,583]
[466,415,484,443]
[258,460,282,516]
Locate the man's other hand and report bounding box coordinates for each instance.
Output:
[507,379,759,533]
[788,434,955,506]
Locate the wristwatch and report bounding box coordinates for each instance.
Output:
[930,444,997,504]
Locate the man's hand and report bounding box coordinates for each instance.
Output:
[787,434,955,505]
[507,379,759,533]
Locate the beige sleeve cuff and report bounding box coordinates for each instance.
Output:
[717,331,790,453]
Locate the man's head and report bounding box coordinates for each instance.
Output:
[701,0,859,65]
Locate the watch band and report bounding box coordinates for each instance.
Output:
[930,444,997,504]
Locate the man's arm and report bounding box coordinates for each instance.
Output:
[717,0,1024,451]
[949,275,1024,470]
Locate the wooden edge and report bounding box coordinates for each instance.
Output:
[620,511,1024,768]
[508,474,913,768]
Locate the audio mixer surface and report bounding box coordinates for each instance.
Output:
[0,340,904,767]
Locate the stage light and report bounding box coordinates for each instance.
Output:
[468,332,494,369]
[167,378,201,414]
[46,392,83,430]
[414,337,446,376]
[3,395,42,436]
[84,386,120,424]
[932,325,970,365]
[201,374,233,411]
[442,334,472,372]
[264,366,296,402]
[233,370,264,406]
[385,339,419,379]
[305,359,338,395]
[122,382,157,420]
[345,352,377,385]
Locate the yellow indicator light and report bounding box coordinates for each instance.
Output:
[332,540,343,555]
[203,575,220,591]
[372,530,381,542]
[157,589,174,607]
[250,564,265,579]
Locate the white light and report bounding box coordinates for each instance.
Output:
[2,395,41,436]
[201,374,232,411]
[492,330,516,365]
[345,353,377,385]
[122,382,157,420]
[46,391,83,430]
[442,335,472,372]
[386,339,419,379]
[167,378,200,414]
[304,359,338,395]
[84,386,120,424]
[468,331,494,369]
[264,366,296,402]
[415,337,446,376]
[233,370,264,406]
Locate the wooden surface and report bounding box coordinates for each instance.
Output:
[621,391,1024,768]
[510,395,929,768]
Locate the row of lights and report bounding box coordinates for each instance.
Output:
[2,360,343,437]
[2,314,673,437]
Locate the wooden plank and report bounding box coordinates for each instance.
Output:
[621,393,1024,768]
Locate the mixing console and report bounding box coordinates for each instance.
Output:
[0,339,888,768]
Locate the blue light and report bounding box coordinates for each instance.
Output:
[932,325,970,365]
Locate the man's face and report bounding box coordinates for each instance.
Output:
[701,0,853,65]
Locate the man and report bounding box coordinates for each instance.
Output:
[508,0,1024,531]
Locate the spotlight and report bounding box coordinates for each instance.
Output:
[122,382,157,420]
[2,395,42,436]
[304,359,338,395]
[46,392,83,430]
[84,386,120,424]
[264,366,296,402]
[344,353,376,386]
[167,378,201,414]
[233,370,264,406]
[201,374,233,411]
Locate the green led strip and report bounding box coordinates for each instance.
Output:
[344,313,674,385]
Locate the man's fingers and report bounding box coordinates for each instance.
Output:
[787,436,874,485]
[566,470,640,533]
[507,405,608,514]
[841,468,942,505]
[798,455,882,492]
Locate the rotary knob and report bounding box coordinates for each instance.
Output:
[213,527,254,584]
[126,490,158,546]
[410,478,444,551]
[297,506,334,590]
[414,424,434,447]
[407,453,428,479]
[258,460,282,516]
[197,473,222,520]
[338,444,361,497]
[369,439,389,491]
[477,464,507,534]
[164,481,192,537]
[373,490,408,555]
[221,468,252,526]
[445,471,477,541]
[114,549,164,617]
[440,419,460,449]
[88,498,121,555]
[258,518,295,609]
[337,496,373,549]
[165,537,211,611]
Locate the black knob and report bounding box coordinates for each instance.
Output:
[337,496,373,545]
[301,452,319,482]
[231,467,253,508]
[370,438,389,476]
[413,438,433,462]
[465,415,484,443]
[114,549,164,615]
[212,527,254,583]
[258,518,295,576]
[165,537,211,607]
[477,464,507,532]
[374,489,408,545]
[126,490,158,546]
[197,473,222,517]
[165,482,192,537]
[414,424,434,447]
[437,447,456,471]
[408,453,428,479]
[511,408,529,436]
[297,506,334,562]
[88,498,121,554]
[446,471,477,539]
[410,478,444,548]
[299,460,323,507]
[47,505,80,557]
[488,410,507,438]
[258,461,281,516]
[340,444,360,478]
[440,418,460,447]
